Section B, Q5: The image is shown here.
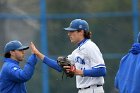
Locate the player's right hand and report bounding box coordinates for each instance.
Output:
[63,65,76,73]
[30,42,45,60]
[30,42,39,54]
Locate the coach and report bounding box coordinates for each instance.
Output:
[115,32,140,93]
[0,40,37,93]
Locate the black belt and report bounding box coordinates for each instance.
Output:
[78,85,102,90]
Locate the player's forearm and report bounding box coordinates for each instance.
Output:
[35,51,45,60]
[43,56,62,72]
[74,69,83,76]
[83,67,106,77]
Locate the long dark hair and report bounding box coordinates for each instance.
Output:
[4,52,11,58]
[84,31,92,39]
[77,30,92,39]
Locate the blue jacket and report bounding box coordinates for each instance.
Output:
[0,54,37,93]
[115,43,140,93]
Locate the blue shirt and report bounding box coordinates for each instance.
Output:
[0,54,37,93]
[115,43,140,93]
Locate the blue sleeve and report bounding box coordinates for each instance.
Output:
[43,56,62,72]
[83,65,106,77]
[9,54,37,82]
[115,71,119,89]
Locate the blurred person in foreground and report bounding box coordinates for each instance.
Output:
[0,40,37,93]
[115,32,140,93]
[31,19,106,93]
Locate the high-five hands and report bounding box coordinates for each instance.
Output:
[30,42,45,60]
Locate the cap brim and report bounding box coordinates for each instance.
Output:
[17,46,29,50]
[64,27,77,31]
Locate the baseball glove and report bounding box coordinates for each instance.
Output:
[57,56,75,78]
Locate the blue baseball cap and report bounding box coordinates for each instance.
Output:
[4,40,29,53]
[64,19,89,31]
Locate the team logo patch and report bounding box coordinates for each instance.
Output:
[75,56,85,65]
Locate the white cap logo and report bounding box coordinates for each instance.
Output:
[13,67,18,70]
[79,25,82,28]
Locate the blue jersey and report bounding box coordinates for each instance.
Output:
[0,54,37,93]
[115,43,140,93]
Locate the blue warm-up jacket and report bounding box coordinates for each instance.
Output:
[115,43,140,93]
[0,54,37,93]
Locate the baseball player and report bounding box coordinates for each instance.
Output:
[0,40,37,93]
[115,32,140,93]
[31,19,106,93]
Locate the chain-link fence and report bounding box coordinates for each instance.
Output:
[0,0,140,93]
